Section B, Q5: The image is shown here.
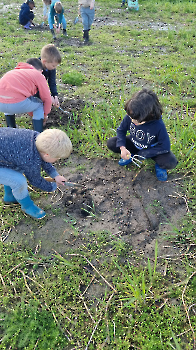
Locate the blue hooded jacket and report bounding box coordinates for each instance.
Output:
[19,2,34,25]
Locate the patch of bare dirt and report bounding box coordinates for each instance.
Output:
[5,155,187,264]
[46,96,85,128]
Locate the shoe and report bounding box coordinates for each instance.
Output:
[83,30,89,44]
[18,195,46,219]
[5,114,16,128]
[32,119,43,132]
[24,21,31,29]
[118,157,133,166]
[63,29,68,36]
[155,164,167,181]
[3,186,18,205]
[74,16,79,25]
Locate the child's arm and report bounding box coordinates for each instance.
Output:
[36,72,52,117]
[47,69,59,107]
[116,115,131,159]
[90,0,95,9]
[138,122,171,158]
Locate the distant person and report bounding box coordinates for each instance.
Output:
[107,89,178,181]
[0,58,52,132]
[42,0,51,26]
[121,0,139,11]
[78,0,95,43]
[19,0,35,29]
[48,1,67,39]
[0,128,72,219]
[121,0,126,6]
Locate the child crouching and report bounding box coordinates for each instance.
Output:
[107,89,178,181]
[0,128,72,219]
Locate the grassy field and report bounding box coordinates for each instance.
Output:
[0,0,196,349]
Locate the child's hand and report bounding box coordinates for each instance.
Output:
[54,175,67,186]
[120,146,131,160]
[90,1,94,9]
[51,96,60,107]
[43,115,48,126]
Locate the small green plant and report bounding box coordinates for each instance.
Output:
[62,71,85,86]
[0,300,68,350]
[115,240,158,308]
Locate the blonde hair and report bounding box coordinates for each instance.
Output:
[36,129,72,159]
[54,1,62,13]
[41,44,61,64]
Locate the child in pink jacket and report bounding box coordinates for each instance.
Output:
[0,58,52,132]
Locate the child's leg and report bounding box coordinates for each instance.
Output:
[86,7,95,30]
[61,15,67,30]
[0,97,44,132]
[0,168,28,200]
[152,152,178,170]
[0,168,45,219]
[152,152,178,181]
[80,7,89,31]
[107,136,138,154]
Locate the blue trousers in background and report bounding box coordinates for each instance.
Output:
[81,6,95,31]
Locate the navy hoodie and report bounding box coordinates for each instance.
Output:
[116,114,171,158]
[19,3,34,25]
[0,128,58,192]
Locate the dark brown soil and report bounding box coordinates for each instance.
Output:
[5,152,187,266]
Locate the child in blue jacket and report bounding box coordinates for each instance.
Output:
[48,1,67,39]
[19,0,35,29]
[107,89,178,181]
[0,128,72,219]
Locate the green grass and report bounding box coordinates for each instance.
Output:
[0,0,196,349]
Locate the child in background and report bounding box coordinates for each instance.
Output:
[78,0,95,43]
[19,0,35,29]
[0,128,72,219]
[107,89,178,181]
[121,0,126,6]
[41,44,61,108]
[42,0,51,26]
[48,1,67,39]
[0,58,52,133]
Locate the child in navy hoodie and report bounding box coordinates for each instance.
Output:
[107,89,178,181]
[19,0,35,29]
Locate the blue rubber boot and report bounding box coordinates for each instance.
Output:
[18,195,46,219]
[118,155,133,166]
[5,115,16,128]
[3,186,18,204]
[32,119,43,132]
[155,164,167,181]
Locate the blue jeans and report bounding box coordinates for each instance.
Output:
[0,96,44,120]
[81,6,95,31]
[0,168,29,200]
[48,14,66,29]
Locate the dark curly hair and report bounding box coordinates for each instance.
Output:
[125,89,163,123]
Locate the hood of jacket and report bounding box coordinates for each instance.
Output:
[15,62,35,70]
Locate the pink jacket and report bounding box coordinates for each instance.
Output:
[0,62,52,117]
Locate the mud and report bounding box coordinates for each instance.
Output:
[4,154,187,264]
